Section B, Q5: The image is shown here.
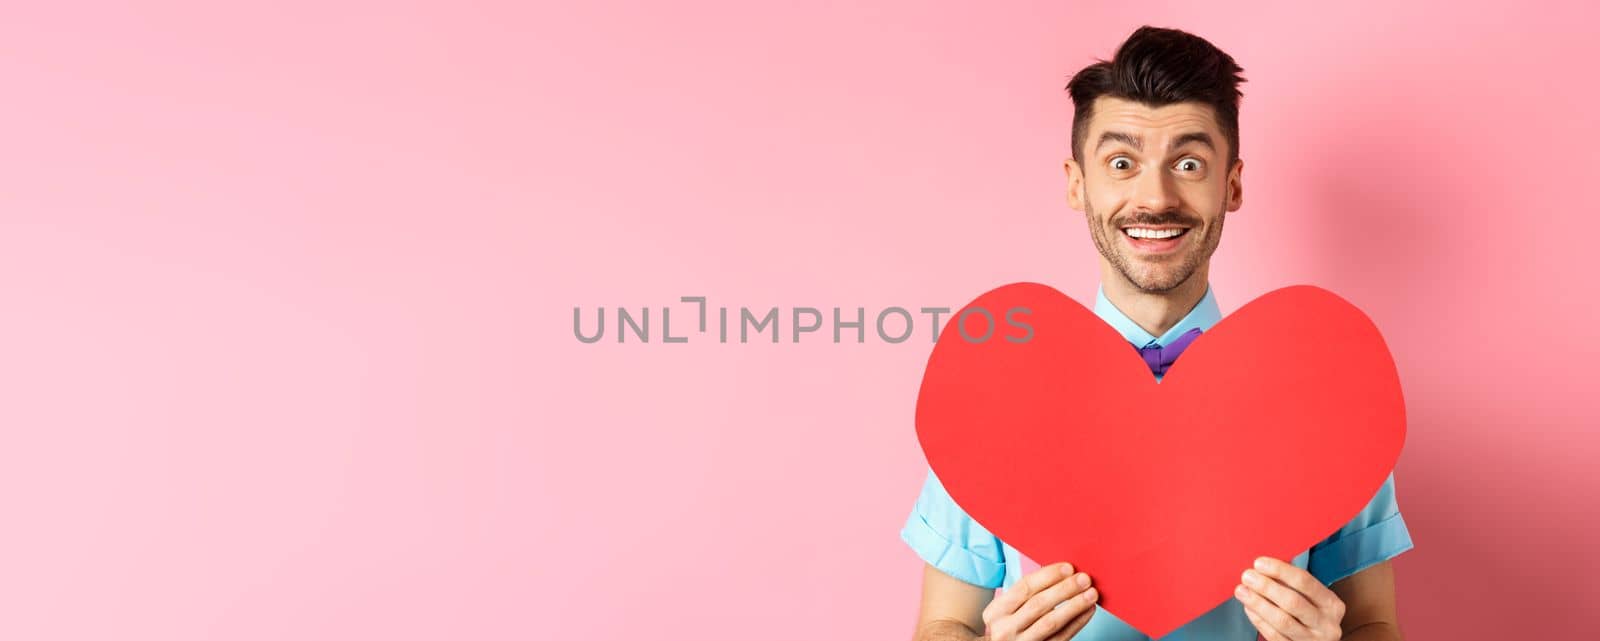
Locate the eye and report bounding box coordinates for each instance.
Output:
[1109,156,1134,171]
[1175,158,1203,172]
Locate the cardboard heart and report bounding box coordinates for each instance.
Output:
[914,283,1405,638]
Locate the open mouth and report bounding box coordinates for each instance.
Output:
[1120,225,1191,253]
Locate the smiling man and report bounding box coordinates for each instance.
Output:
[902,26,1414,641]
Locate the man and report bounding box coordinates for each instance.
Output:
[901,26,1414,641]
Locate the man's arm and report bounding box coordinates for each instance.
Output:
[912,562,993,641]
[912,560,1098,641]
[1330,561,1402,641]
[1239,556,1404,641]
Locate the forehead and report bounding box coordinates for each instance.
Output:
[1086,96,1222,148]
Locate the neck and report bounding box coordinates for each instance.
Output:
[1100,261,1210,339]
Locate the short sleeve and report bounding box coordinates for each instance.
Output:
[899,468,1009,589]
[1307,471,1415,585]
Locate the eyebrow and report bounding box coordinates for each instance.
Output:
[1095,131,1143,153]
[1171,131,1216,152]
[1094,130,1217,154]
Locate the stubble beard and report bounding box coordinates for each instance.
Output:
[1085,198,1225,294]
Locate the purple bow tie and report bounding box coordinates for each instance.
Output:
[1136,327,1204,377]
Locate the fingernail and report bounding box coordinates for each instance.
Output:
[1242,569,1260,585]
[1254,557,1270,571]
[1075,572,1090,588]
[1235,585,1250,599]
[1085,587,1098,601]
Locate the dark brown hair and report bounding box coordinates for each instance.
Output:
[1066,26,1247,166]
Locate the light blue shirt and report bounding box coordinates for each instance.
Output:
[901,283,1414,640]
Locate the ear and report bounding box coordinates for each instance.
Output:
[1064,158,1085,211]
[1226,157,1244,211]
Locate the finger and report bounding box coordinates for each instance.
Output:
[1253,556,1339,611]
[1241,569,1321,630]
[1042,601,1097,641]
[1236,583,1311,640]
[1012,572,1093,631]
[985,562,1074,628]
[1242,604,1290,641]
[1019,585,1098,641]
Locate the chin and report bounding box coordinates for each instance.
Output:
[1125,269,1191,293]
[1132,280,1183,294]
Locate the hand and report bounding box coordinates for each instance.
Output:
[1235,556,1346,641]
[979,561,1098,641]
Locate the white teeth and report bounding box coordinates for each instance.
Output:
[1125,227,1185,239]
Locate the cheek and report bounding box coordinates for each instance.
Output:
[1176,187,1225,220]
[1085,183,1128,217]
[1186,180,1228,206]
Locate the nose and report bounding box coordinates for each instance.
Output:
[1132,163,1181,214]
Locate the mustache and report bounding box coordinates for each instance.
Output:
[1116,211,1200,227]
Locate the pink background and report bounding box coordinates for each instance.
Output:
[2,1,1595,639]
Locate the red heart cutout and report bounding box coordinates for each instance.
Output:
[914,283,1405,638]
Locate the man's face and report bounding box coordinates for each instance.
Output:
[1065,96,1244,293]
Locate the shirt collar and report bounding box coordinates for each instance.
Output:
[1093,282,1222,349]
